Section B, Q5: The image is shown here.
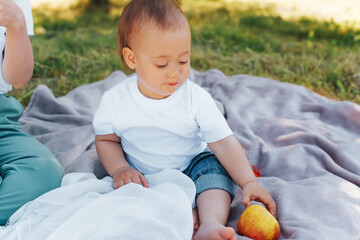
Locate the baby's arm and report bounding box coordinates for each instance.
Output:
[208,135,276,215]
[0,0,33,89]
[95,134,149,189]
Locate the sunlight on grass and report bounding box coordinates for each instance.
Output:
[32,0,360,29]
[32,0,80,9]
[227,0,360,29]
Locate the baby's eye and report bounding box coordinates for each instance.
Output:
[179,61,188,65]
[156,64,167,68]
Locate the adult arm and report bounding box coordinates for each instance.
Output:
[0,0,33,89]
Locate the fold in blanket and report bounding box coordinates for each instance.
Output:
[7,69,360,239]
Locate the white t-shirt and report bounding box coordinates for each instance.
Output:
[93,76,233,174]
[0,0,34,94]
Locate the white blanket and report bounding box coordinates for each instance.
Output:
[0,169,195,240]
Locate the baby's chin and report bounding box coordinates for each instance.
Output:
[156,89,178,98]
[157,92,173,99]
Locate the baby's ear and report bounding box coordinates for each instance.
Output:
[122,47,136,69]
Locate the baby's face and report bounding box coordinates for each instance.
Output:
[131,22,191,99]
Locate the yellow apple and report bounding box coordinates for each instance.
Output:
[236,205,280,240]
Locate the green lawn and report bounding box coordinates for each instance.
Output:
[10,0,360,106]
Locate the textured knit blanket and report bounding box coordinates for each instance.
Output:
[2,69,360,239]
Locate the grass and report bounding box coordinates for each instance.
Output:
[10,0,360,105]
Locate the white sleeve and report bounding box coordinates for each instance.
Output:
[92,92,116,135]
[13,0,34,35]
[194,88,233,143]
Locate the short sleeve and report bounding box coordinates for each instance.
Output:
[14,0,34,35]
[194,89,233,143]
[93,93,115,135]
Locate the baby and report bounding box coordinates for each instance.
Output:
[93,0,276,239]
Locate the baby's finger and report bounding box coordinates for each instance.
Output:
[258,193,276,215]
[241,194,252,208]
[123,177,133,185]
[113,179,124,189]
[130,175,142,185]
[265,196,276,215]
[140,174,149,188]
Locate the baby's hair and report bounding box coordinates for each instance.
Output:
[117,0,187,72]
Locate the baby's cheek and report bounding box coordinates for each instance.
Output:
[183,67,191,79]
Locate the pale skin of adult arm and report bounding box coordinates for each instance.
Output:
[0,0,33,89]
[208,134,277,215]
[95,134,149,189]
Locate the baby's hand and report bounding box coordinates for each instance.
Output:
[0,0,25,29]
[111,166,149,189]
[241,181,276,215]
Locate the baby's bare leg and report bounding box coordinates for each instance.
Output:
[192,189,236,240]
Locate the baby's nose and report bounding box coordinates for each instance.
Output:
[167,69,179,78]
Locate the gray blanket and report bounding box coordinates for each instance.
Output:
[20,69,360,239]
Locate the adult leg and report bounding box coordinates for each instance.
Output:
[0,95,64,225]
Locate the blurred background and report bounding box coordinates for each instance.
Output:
[11,0,360,105]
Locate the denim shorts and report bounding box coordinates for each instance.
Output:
[183,149,236,200]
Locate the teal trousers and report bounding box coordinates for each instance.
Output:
[0,94,64,225]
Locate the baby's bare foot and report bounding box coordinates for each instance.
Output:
[192,208,199,236]
[192,222,236,240]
